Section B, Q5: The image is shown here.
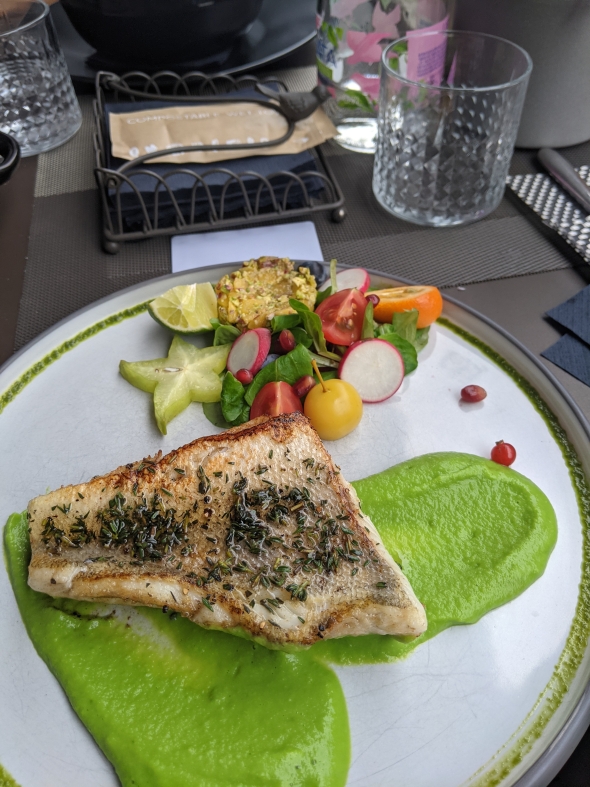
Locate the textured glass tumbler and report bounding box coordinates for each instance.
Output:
[0,1,81,156]
[373,31,532,226]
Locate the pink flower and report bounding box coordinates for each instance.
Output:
[350,72,381,101]
[331,0,366,18]
[346,31,385,64]
[372,2,401,38]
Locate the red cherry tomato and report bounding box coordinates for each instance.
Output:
[315,288,368,346]
[491,440,516,466]
[250,381,303,419]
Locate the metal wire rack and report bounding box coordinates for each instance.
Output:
[93,70,346,253]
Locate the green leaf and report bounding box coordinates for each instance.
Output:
[289,298,340,361]
[213,324,241,347]
[362,301,375,339]
[376,312,430,355]
[343,88,376,113]
[270,313,301,333]
[315,287,334,306]
[327,25,338,47]
[316,59,333,80]
[202,401,231,429]
[329,258,338,294]
[391,309,419,343]
[379,333,418,374]
[414,326,430,353]
[315,258,338,307]
[306,349,340,369]
[245,343,313,406]
[391,41,408,56]
[221,373,250,425]
[291,327,313,348]
[337,99,363,110]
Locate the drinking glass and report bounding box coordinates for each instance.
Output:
[0,0,82,156]
[372,30,532,226]
[316,0,454,154]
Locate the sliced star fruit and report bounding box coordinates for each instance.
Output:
[148,283,218,334]
[120,335,231,434]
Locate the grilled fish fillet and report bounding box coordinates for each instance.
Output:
[28,413,427,647]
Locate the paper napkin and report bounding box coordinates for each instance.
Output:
[541,334,590,387]
[542,284,590,385]
[546,285,590,345]
[171,222,324,273]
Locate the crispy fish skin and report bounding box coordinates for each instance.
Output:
[27,413,426,647]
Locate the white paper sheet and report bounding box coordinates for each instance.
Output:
[171,222,324,272]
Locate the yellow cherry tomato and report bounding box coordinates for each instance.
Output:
[304,379,363,440]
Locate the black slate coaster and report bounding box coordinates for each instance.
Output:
[541,334,590,387]
[546,285,590,345]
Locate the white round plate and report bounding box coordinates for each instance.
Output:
[1,265,589,787]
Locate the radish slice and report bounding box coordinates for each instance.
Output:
[227,328,271,377]
[319,267,370,293]
[338,339,404,403]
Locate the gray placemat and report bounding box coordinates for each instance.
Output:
[15,69,590,350]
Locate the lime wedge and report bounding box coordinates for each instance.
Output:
[148,283,218,334]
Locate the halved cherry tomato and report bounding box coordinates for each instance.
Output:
[315,288,367,346]
[372,285,443,329]
[250,381,303,419]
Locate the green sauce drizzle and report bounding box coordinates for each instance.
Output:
[0,303,148,417]
[0,763,21,787]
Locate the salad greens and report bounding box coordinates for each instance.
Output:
[120,261,437,434]
[373,309,430,375]
[289,299,340,361]
[200,265,432,430]
[220,373,251,426]
[210,318,241,347]
[314,258,339,306]
[270,314,300,333]
[215,345,313,427]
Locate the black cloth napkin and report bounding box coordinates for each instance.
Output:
[542,285,590,386]
[104,93,325,230]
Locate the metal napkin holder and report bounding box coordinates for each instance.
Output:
[93,71,345,254]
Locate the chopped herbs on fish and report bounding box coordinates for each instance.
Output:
[27,413,427,647]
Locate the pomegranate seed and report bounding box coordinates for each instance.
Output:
[460,385,487,403]
[491,440,516,467]
[279,329,296,353]
[292,375,315,399]
[366,293,380,306]
[235,368,253,385]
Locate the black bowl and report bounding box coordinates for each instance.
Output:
[60,0,264,69]
[0,132,20,186]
